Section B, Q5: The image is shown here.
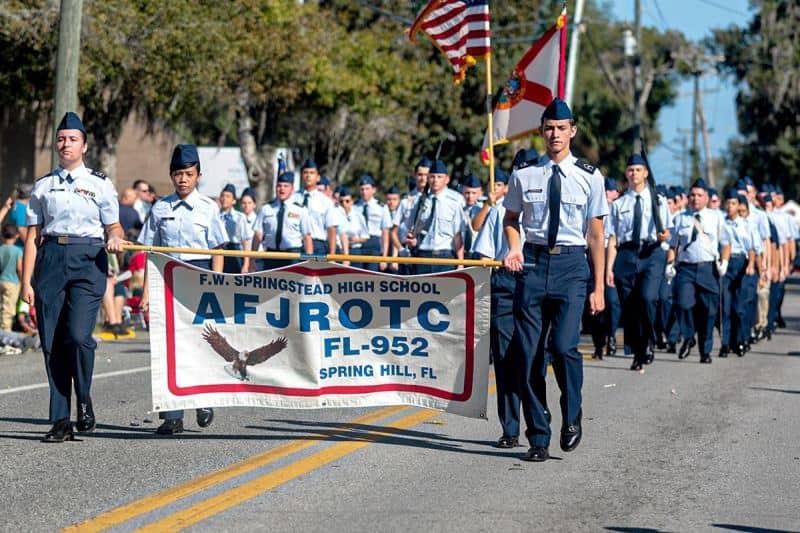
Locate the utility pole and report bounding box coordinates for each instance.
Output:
[632,0,643,153]
[564,0,585,108]
[52,0,83,169]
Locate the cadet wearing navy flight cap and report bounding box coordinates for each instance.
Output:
[606,154,671,371]
[503,97,608,461]
[460,174,483,257]
[292,159,343,257]
[355,174,392,271]
[384,185,404,272]
[666,178,730,363]
[23,112,126,442]
[218,183,254,273]
[471,168,510,238]
[138,143,229,434]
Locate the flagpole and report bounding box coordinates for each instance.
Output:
[485,52,495,202]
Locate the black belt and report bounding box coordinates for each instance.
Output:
[44,235,104,246]
[730,253,746,259]
[525,243,585,255]
[679,261,714,266]
[619,240,659,252]
[416,249,454,257]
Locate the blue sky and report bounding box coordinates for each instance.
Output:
[605,0,753,185]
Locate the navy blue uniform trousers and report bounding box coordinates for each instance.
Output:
[585,258,620,350]
[768,279,785,333]
[514,245,588,449]
[257,248,302,271]
[613,244,666,358]
[222,242,243,273]
[354,236,382,271]
[34,240,107,422]
[412,250,455,275]
[674,262,720,355]
[721,255,748,347]
[490,269,521,439]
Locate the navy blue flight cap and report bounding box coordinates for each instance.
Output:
[359,174,376,186]
[690,178,708,192]
[742,175,754,186]
[735,179,749,191]
[240,187,256,201]
[724,188,739,200]
[668,187,681,200]
[627,154,647,167]
[495,168,509,184]
[708,187,719,198]
[461,174,482,188]
[605,178,618,191]
[170,144,200,173]
[415,157,432,171]
[762,193,773,203]
[430,159,448,175]
[656,184,668,196]
[221,184,236,196]
[277,171,294,184]
[301,159,318,170]
[737,194,749,205]
[541,97,573,121]
[775,184,784,195]
[386,185,400,195]
[319,175,330,186]
[338,186,352,197]
[57,112,86,136]
[760,183,774,193]
[334,185,347,195]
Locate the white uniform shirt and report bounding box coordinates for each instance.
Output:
[670,207,729,263]
[748,203,771,242]
[398,190,465,251]
[137,189,228,261]
[504,153,608,246]
[355,198,392,237]
[338,207,369,249]
[254,199,311,250]
[291,189,339,241]
[244,211,258,231]
[608,187,670,244]
[27,165,119,238]
[220,208,254,245]
[723,216,755,256]
[472,198,513,260]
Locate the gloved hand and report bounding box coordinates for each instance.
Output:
[717,259,729,278]
[665,262,676,283]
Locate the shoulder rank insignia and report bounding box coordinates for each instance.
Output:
[574,159,597,174]
[516,158,537,170]
[90,169,108,180]
[36,172,54,181]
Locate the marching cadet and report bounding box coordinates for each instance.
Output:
[251,171,313,270]
[762,189,790,338]
[737,197,763,352]
[470,169,510,234]
[399,159,465,274]
[503,98,608,462]
[239,187,259,231]
[460,174,483,257]
[659,187,685,353]
[606,154,670,371]
[218,184,253,273]
[666,178,731,363]
[772,185,797,327]
[719,190,757,357]
[740,178,773,341]
[392,158,431,274]
[292,159,343,256]
[138,144,228,435]
[385,185,403,273]
[355,175,392,271]
[22,112,125,442]
[337,188,369,264]
[472,176,522,449]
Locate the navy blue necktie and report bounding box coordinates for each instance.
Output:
[547,165,562,249]
[275,201,285,249]
[60,173,73,184]
[690,213,701,243]
[632,195,642,246]
[302,192,309,208]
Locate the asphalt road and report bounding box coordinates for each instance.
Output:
[1,282,799,533]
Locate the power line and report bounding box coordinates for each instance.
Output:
[650,0,668,27]
[696,0,749,17]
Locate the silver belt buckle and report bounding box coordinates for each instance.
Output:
[57,236,69,244]
[548,246,561,255]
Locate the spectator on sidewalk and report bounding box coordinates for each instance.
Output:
[0,224,23,332]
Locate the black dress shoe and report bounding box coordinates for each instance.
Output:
[718,345,729,358]
[765,328,772,341]
[560,411,582,452]
[76,399,96,432]
[630,360,643,371]
[196,408,214,428]
[521,447,549,462]
[156,419,184,435]
[644,344,655,365]
[42,419,74,443]
[655,335,667,350]
[666,342,677,354]
[592,346,603,360]
[678,338,696,359]
[606,337,617,356]
[700,353,712,364]
[776,316,786,329]
[496,436,519,449]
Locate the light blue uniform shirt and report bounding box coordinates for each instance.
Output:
[220,208,254,245]
[608,187,670,244]
[723,216,755,256]
[138,189,228,261]
[338,208,369,249]
[504,152,608,247]
[748,203,771,242]
[254,199,311,250]
[768,210,792,246]
[245,211,258,231]
[291,189,338,241]
[398,190,465,251]
[355,198,392,237]
[472,198,512,260]
[777,207,800,239]
[26,165,119,238]
[670,207,729,263]
[743,215,764,255]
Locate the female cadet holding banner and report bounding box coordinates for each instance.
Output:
[22,112,126,443]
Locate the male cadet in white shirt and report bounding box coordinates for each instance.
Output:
[459,174,483,258]
[761,187,790,338]
[503,97,607,462]
[772,185,797,328]
[251,171,313,270]
[355,175,392,272]
[139,144,229,435]
[666,178,731,364]
[292,159,344,256]
[606,154,671,371]
[473,167,522,450]
[399,159,465,274]
[385,185,403,272]
[218,184,253,273]
[470,168,510,235]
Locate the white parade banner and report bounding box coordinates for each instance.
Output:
[146,254,491,418]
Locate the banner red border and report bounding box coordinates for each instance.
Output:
[162,262,476,401]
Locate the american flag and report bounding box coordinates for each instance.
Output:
[408,0,491,83]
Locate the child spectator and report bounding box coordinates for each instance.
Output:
[0,224,22,331]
